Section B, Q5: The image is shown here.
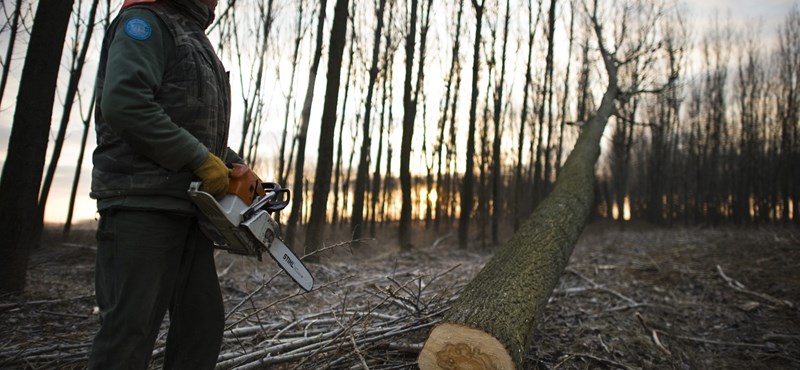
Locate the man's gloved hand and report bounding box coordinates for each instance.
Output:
[193,153,231,199]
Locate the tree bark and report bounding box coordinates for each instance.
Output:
[370,4,396,236]
[64,94,95,237]
[513,0,542,232]
[332,3,356,228]
[285,0,328,247]
[0,0,23,109]
[351,0,388,240]
[398,0,419,248]
[278,0,305,188]
[435,0,465,230]
[0,0,75,293]
[39,0,100,214]
[491,0,511,245]
[457,0,485,249]
[237,0,274,164]
[305,0,350,256]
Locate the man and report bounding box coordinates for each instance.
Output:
[88,0,236,368]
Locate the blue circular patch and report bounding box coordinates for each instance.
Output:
[124,18,152,41]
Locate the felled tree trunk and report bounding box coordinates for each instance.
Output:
[418,49,619,369]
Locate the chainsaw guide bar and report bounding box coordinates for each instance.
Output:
[188,181,314,291]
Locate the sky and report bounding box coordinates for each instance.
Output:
[0,0,797,225]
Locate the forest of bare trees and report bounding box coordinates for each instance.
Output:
[1,0,799,291]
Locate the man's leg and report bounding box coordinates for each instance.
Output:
[88,210,193,370]
[162,220,224,370]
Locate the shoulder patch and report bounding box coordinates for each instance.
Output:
[123,17,152,41]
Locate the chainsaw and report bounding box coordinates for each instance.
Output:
[187,163,314,291]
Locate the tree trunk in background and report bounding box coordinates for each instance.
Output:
[305,0,350,257]
[0,0,75,293]
[64,95,95,237]
[238,0,275,166]
[556,0,575,175]
[398,0,419,248]
[415,0,433,231]
[66,0,113,237]
[478,66,493,247]
[611,100,637,225]
[351,0,388,241]
[542,0,557,194]
[39,0,100,215]
[458,0,485,249]
[491,0,510,245]
[776,9,800,224]
[370,4,395,236]
[514,0,542,232]
[446,59,462,226]
[435,0,464,231]
[332,4,356,228]
[285,0,328,247]
[278,0,305,189]
[381,81,396,226]
[342,128,359,226]
[0,0,23,109]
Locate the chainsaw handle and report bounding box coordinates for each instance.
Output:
[261,182,281,192]
[265,188,290,213]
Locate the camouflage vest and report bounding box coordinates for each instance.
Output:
[91,2,231,200]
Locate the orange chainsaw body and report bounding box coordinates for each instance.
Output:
[228,163,266,206]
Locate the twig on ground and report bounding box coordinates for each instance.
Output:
[566,268,640,306]
[0,295,95,311]
[716,265,795,309]
[431,233,453,248]
[572,353,638,370]
[349,334,369,370]
[635,312,672,355]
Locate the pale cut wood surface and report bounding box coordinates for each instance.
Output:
[418,323,515,370]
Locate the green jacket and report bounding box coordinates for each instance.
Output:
[91,0,240,212]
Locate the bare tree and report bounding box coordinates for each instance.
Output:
[370,0,397,236]
[556,0,577,175]
[0,0,75,293]
[66,0,114,237]
[332,0,357,228]
[435,0,465,230]
[285,0,329,247]
[398,0,420,247]
[0,0,24,109]
[513,0,542,231]
[457,0,486,249]
[491,0,511,244]
[39,0,101,216]
[305,0,351,256]
[351,0,389,241]
[776,7,800,224]
[278,0,306,188]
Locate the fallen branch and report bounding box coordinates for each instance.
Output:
[716,265,795,309]
[0,295,94,311]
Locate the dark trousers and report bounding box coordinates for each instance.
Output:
[88,210,224,370]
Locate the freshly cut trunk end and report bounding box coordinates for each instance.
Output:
[418,323,514,370]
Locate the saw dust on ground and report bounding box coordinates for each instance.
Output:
[1,221,798,369]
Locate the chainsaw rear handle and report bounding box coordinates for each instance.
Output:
[261,182,290,213]
[242,183,291,220]
[263,189,292,214]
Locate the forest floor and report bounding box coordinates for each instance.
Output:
[0,220,798,369]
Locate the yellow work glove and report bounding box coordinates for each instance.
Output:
[193,153,231,199]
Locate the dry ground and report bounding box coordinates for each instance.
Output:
[1,220,798,369]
